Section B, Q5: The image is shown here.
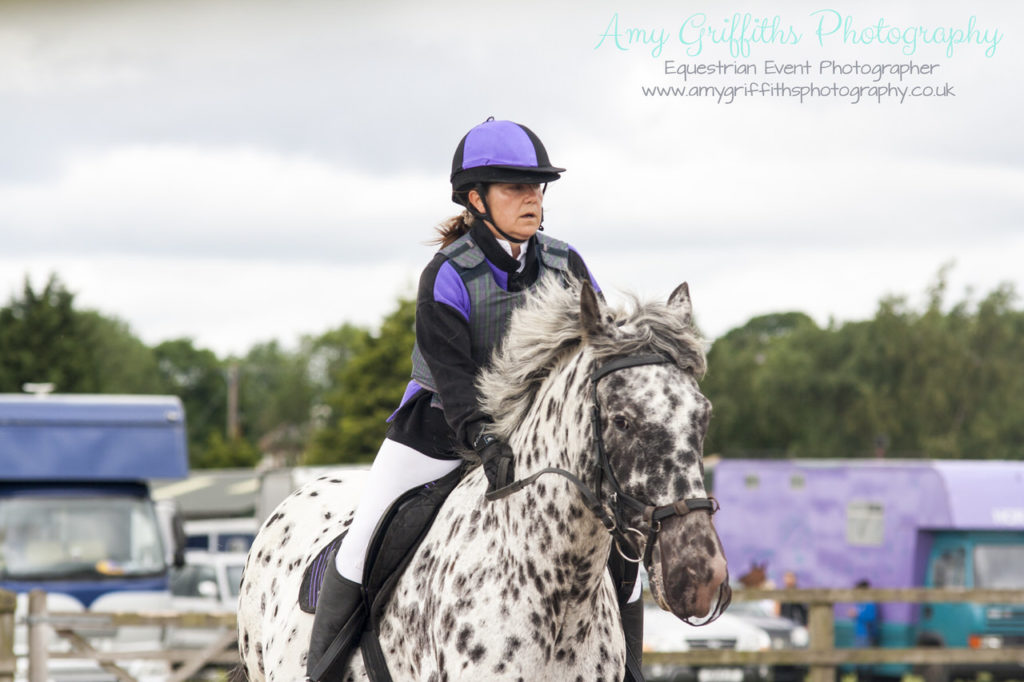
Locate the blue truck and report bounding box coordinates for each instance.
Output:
[713,459,1024,680]
[0,393,189,680]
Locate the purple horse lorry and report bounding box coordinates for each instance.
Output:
[713,459,1024,680]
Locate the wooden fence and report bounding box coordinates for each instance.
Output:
[645,588,1024,682]
[0,588,237,682]
[1,589,14,682]
[4,587,1024,682]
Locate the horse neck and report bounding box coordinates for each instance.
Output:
[499,352,612,599]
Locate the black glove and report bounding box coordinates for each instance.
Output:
[475,433,515,493]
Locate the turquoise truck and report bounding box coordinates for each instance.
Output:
[713,459,1024,681]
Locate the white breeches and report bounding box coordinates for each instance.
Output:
[335,438,461,582]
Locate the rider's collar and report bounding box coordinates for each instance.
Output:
[470,220,535,275]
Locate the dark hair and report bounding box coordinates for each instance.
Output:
[432,209,475,248]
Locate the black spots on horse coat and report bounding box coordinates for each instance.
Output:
[703,535,718,557]
[503,635,523,662]
[673,476,693,498]
[440,609,456,642]
[446,516,464,543]
[545,397,560,422]
[455,623,487,663]
[606,374,627,393]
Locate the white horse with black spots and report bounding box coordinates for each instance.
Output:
[232,276,730,681]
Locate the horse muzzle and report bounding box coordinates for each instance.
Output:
[646,510,729,621]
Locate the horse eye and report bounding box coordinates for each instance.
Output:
[612,416,629,431]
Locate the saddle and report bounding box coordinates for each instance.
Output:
[299,466,464,682]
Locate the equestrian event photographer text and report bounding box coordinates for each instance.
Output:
[594,10,1003,58]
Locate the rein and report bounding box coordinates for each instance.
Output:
[485,352,720,567]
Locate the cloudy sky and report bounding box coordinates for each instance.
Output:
[2,0,1021,356]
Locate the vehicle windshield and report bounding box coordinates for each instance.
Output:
[974,545,1024,588]
[0,496,165,580]
[727,600,777,618]
[226,564,244,598]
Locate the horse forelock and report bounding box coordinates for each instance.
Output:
[477,274,707,442]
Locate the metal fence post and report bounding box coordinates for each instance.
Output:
[28,590,48,682]
[807,601,836,682]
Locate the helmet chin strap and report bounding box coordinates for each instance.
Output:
[469,184,527,244]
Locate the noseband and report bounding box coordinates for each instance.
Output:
[485,352,719,568]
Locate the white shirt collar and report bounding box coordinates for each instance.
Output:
[497,238,530,273]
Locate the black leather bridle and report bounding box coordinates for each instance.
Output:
[485,352,720,567]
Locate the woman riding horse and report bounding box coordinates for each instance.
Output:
[307,118,646,680]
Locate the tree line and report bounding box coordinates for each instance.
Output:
[1,270,1021,468]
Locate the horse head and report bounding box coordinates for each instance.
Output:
[481,275,729,623]
[578,280,730,621]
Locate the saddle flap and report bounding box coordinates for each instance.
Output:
[363,466,463,625]
[297,465,464,619]
[299,531,347,614]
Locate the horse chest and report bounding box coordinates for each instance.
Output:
[372,481,626,681]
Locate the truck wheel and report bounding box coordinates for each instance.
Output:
[915,633,947,682]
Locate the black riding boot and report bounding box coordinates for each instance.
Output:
[306,566,367,681]
[621,598,645,682]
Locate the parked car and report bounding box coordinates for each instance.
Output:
[642,595,808,682]
[184,517,259,554]
[167,551,246,650]
[726,600,809,650]
[725,600,809,682]
[643,603,772,682]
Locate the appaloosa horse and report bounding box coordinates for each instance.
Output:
[233,276,729,681]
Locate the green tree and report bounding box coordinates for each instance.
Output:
[703,271,1024,460]
[0,275,161,393]
[234,340,317,465]
[702,312,818,457]
[153,338,231,468]
[192,430,260,469]
[76,311,163,393]
[0,275,92,391]
[306,298,416,464]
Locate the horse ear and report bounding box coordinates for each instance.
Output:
[580,279,606,341]
[668,282,693,325]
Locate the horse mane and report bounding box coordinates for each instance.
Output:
[477,273,707,440]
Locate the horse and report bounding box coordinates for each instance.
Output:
[232,275,730,681]
[738,562,770,589]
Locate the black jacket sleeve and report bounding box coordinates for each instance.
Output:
[414,254,488,452]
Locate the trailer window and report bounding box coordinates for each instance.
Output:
[846,501,885,547]
[0,496,165,579]
[931,547,965,588]
[974,545,1024,589]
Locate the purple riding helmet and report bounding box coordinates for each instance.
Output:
[450,117,565,243]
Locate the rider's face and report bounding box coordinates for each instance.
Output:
[469,183,545,243]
